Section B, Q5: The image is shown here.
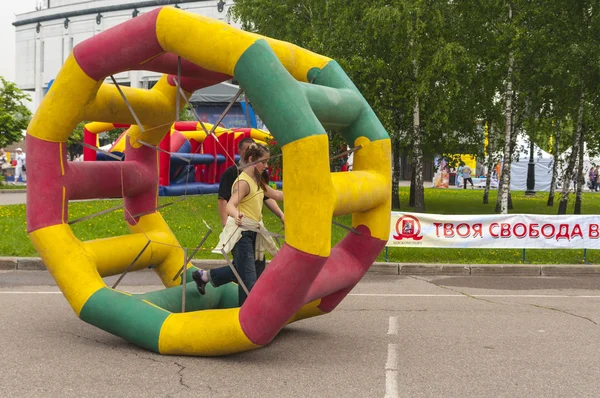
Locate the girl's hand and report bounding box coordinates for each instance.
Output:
[235,212,245,226]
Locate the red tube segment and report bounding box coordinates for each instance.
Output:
[74,9,163,81]
[239,224,386,346]
[83,128,97,161]
[67,162,155,200]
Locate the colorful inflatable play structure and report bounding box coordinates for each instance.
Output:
[26,7,391,356]
[82,121,273,195]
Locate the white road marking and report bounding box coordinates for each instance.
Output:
[350,293,600,298]
[0,291,63,294]
[385,344,399,398]
[387,316,398,335]
[1,292,600,299]
[385,371,398,398]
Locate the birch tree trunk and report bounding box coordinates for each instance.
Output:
[483,121,495,204]
[391,134,402,210]
[507,132,515,210]
[558,92,585,214]
[409,159,416,206]
[574,126,585,214]
[412,96,425,212]
[547,122,561,206]
[496,50,514,214]
[409,161,415,207]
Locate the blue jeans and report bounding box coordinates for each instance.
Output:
[209,231,266,306]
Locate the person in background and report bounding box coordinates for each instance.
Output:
[462,165,474,189]
[456,163,464,188]
[0,149,7,176]
[589,166,597,192]
[347,150,354,171]
[218,137,284,227]
[13,148,26,184]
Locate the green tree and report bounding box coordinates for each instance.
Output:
[231,0,480,211]
[0,77,31,148]
[68,121,85,160]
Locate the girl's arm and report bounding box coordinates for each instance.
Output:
[264,185,283,202]
[227,181,250,225]
[264,198,284,225]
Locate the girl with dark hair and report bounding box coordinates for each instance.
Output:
[192,144,283,305]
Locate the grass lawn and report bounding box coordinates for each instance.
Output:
[0,183,27,190]
[1,187,599,264]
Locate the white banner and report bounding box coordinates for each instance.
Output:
[388,212,600,249]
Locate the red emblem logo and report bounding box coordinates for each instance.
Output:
[393,215,423,241]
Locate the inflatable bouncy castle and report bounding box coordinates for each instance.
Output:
[26,7,391,356]
[82,121,272,195]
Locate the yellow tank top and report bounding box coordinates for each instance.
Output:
[233,171,264,222]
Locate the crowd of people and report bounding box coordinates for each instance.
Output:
[0,148,26,184]
[588,166,600,192]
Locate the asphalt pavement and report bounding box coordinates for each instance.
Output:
[0,190,26,205]
[1,271,599,397]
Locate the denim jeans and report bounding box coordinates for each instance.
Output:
[209,231,266,306]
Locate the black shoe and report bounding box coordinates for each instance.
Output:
[192,270,207,295]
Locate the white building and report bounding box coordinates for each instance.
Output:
[14,0,236,111]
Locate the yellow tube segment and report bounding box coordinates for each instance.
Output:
[351,137,392,241]
[128,212,186,288]
[248,129,273,142]
[285,300,324,325]
[128,78,190,147]
[258,35,331,83]
[179,130,208,143]
[331,171,388,217]
[28,55,102,143]
[83,232,174,277]
[156,8,256,79]
[29,224,105,316]
[84,81,172,127]
[111,134,127,153]
[282,134,336,257]
[155,7,330,83]
[85,122,117,134]
[158,308,259,356]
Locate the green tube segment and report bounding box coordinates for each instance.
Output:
[235,40,388,147]
[79,277,240,352]
[136,281,239,313]
[79,288,169,353]
[234,39,327,148]
[297,83,364,131]
[309,61,390,146]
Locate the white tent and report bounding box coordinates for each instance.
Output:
[189,82,245,103]
[509,135,555,192]
[500,135,554,191]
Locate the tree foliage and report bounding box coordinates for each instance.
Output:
[231,0,600,213]
[231,0,481,211]
[0,77,31,148]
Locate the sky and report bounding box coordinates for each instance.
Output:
[0,1,40,82]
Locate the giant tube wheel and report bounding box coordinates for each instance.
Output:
[26,7,391,356]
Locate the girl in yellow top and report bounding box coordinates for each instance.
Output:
[193,144,283,305]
